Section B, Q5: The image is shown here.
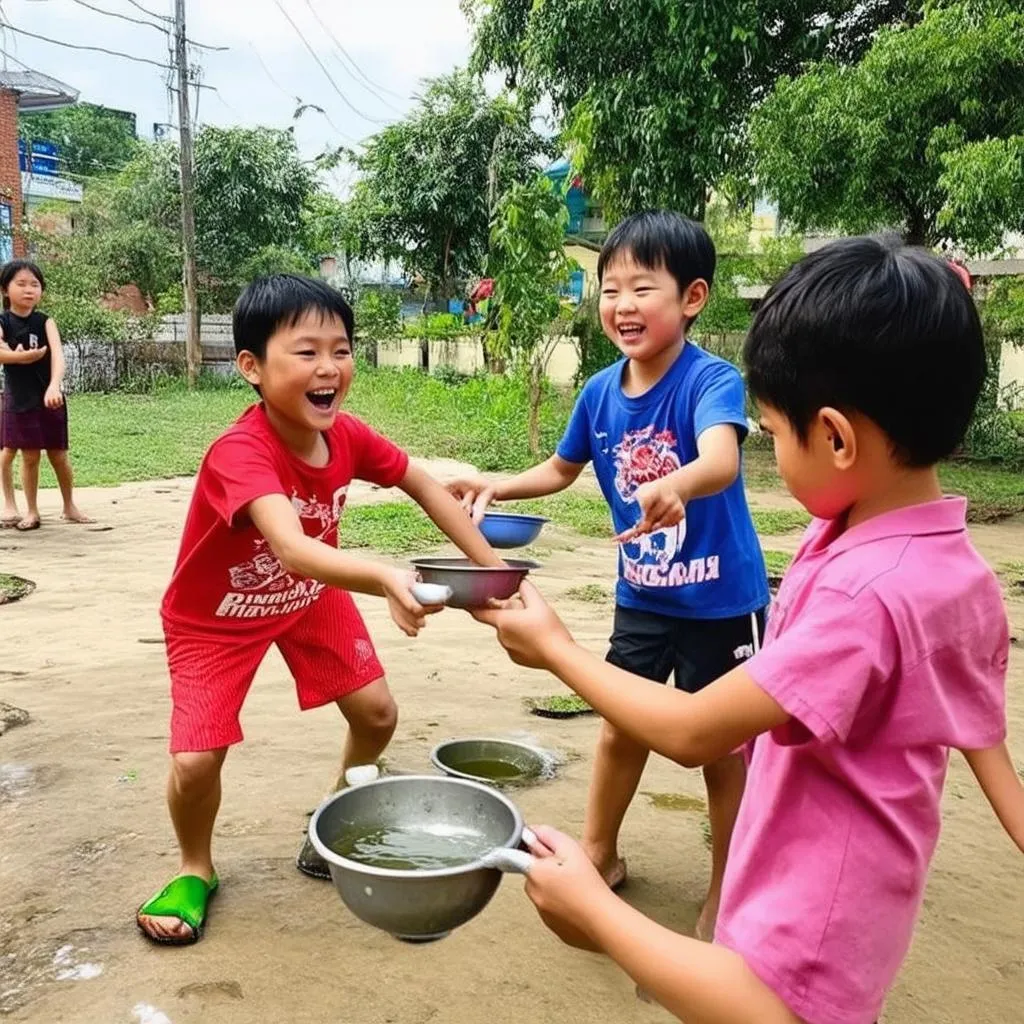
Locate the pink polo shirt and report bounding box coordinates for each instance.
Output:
[715,498,1008,1024]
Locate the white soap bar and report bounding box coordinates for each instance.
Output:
[411,583,453,605]
[344,765,380,787]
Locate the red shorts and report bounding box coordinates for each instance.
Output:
[164,587,384,753]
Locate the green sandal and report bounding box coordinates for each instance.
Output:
[136,873,219,946]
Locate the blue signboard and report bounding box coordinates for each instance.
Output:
[18,139,61,177]
[0,201,12,263]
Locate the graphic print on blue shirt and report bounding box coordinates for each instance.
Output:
[557,343,769,620]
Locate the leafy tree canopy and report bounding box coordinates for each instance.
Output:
[344,69,552,302]
[750,0,1024,249]
[463,0,918,218]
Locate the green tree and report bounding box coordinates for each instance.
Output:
[750,0,1024,248]
[488,175,575,454]
[194,126,317,298]
[32,128,328,315]
[19,103,139,177]
[344,70,551,310]
[940,136,1024,255]
[463,1,917,219]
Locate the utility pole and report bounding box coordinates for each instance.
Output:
[174,0,201,387]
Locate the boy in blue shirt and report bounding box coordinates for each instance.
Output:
[449,210,769,938]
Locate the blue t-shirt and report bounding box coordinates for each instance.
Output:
[557,344,769,620]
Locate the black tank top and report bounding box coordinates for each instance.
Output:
[1,310,52,413]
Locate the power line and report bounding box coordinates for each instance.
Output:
[124,0,169,22]
[271,0,386,127]
[300,0,405,112]
[28,0,230,51]
[69,0,168,32]
[0,21,173,69]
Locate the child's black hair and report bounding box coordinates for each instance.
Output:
[233,274,355,359]
[744,235,986,468]
[597,210,716,294]
[0,258,46,299]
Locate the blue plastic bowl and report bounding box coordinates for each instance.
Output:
[479,512,549,549]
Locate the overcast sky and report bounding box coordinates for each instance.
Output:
[1,0,477,192]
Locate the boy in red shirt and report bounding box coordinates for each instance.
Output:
[137,275,502,945]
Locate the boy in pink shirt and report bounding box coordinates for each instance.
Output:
[473,236,1024,1023]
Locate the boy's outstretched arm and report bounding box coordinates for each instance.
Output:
[962,743,1024,854]
[447,454,585,524]
[473,583,789,767]
[399,463,505,566]
[249,494,434,637]
[619,423,740,541]
[521,826,801,1024]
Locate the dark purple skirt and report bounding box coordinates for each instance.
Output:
[0,402,69,451]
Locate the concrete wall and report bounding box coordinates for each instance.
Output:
[376,336,581,385]
[1000,342,1024,407]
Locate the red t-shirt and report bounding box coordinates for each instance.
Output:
[161,404,409,634]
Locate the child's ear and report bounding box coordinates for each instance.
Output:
[682,279,710,319]
[236,350,262,388]
[819,407,857,468]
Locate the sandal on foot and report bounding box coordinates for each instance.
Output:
[296,833,331,880]
[136,873,219,946]
[15,516,40,532]
[0,515,20,528]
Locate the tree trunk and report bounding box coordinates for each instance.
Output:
[528,358,543,456]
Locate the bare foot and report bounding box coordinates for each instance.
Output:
[695,896,719,942]
[61,507,95,524]
[15,514,40,532]
[0,509,20,528]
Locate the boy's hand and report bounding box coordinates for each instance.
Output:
[446,474,497,524]
[523,826,609,953]
[471,581,574,669]
[381,568,444,637]
[44,384,64,409]
[615,477,685,543]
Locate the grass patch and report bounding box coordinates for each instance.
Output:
[998,561,1024,591]
[751,508,810,535]
[525,694,593,716]
[700,816,713,851]
[762,549,794,578]
[565,583,612,603]
[940,462,1024,522]
[0,573,35,604]
[339,502,445,556]
[510,493,612,538]
[12,371,1023,528]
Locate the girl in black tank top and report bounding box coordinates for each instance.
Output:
[0,260,92,530]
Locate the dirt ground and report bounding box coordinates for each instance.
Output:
[1,464,1022,1024]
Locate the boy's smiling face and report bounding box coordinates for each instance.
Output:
[237,311,354,435]
[598,253,708,364]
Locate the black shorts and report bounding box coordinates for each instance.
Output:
[606,605,767,694]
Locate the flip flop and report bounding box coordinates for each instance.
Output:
[296,827,331,880]
[14,518,40,532]
[136,873,219,946]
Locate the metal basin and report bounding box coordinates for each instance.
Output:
[410,557,539,609]
[308,775,525,942]
[431,738,549,787]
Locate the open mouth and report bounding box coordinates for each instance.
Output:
[306,388,338,410]
[617,323,646,342]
